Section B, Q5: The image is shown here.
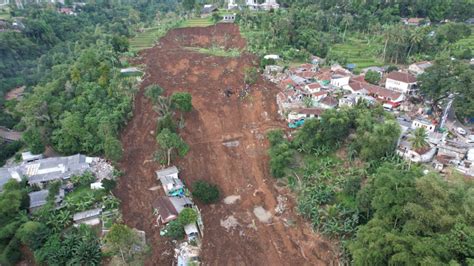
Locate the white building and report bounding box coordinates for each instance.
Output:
[411,118,436,132]
[385,71,417,94]
[330,75,350,88]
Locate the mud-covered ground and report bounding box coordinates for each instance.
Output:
[115,23,337,265]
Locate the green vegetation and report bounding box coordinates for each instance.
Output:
[171,92,193,112]
[129,14,184,52]
[268,104,474,263]
[0,180,28,265]
[328,37,384,70]
[0,141,23,166]
[192,180,220,204]
[364,70,382,84]
[244,66,259,85]
[163,220,185,239]
[418,58,474,122]
[178,208,198,226]
[156,128,189,166]
[104,223,147,263]
[184,46,241,57]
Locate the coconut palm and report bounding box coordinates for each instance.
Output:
[410,127,429,150]
[407,28,424,59]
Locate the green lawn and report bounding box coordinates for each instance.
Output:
[179,17,214,28]
[184,46,241,57]
[329,37,384,70]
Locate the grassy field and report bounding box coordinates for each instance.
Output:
[179,17,214,28]
[184,46,241,57]
[0,7,10,20]
[329,37,384,70]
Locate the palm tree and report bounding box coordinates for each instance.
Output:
[407,28,424,59]
[410,127,429,150]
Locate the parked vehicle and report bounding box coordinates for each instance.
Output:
[456,127,467,135]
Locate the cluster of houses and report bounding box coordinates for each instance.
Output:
[154,166,204,265]
[0,153,115,226]
[268,57,420,128]
[396,115,474,177]
[266,56,474,177]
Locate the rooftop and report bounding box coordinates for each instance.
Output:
[387,71,417,83]
[73,208,102,221]
[156,166,179,178]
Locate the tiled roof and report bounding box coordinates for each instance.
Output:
[387,71,417,83]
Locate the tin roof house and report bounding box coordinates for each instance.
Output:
[0,154,96,190]
[156,166,184,197]
[28,188,65,213]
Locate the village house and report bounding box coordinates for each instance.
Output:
[404,17,430,26]
[397,137,437,163]
[345,79,405,104]
[411,118,436,132]
[408,61,433,76]
[28,188,65,213]
[153,196,193,224]
[156,166,184,197]
[200,4,218,18]
[287,108,323,122]
[227,0,238,10]
[0,126,22,142]
[385,71,417,94]
[73,208,102,227]
[259,0,279,10]
[318,96,338,109]
[311,91,328,103]
[330,73,351,88]
[0,154,96,190]
[437,141,468,161]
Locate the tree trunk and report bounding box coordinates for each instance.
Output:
[383,37,389,63]
[167,148,172,166]
[119,247,126,263]
[407,43,413,60]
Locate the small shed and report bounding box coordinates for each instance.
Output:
[222,13,236,23]
[73,208,102,226]
[22,152,43,163]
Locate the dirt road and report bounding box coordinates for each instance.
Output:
[116,23,336,265]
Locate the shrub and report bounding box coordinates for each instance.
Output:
[71,172,96,188]
[178,208,198,225]
[192,180,219,204]
[164,220,185,240]
[144,85,164,104]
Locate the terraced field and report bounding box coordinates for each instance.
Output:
[179,17,214,28]
[330,37,384,70]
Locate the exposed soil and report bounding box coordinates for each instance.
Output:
[115,23,337,265]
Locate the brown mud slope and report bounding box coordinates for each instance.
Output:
[116,23,336,265]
